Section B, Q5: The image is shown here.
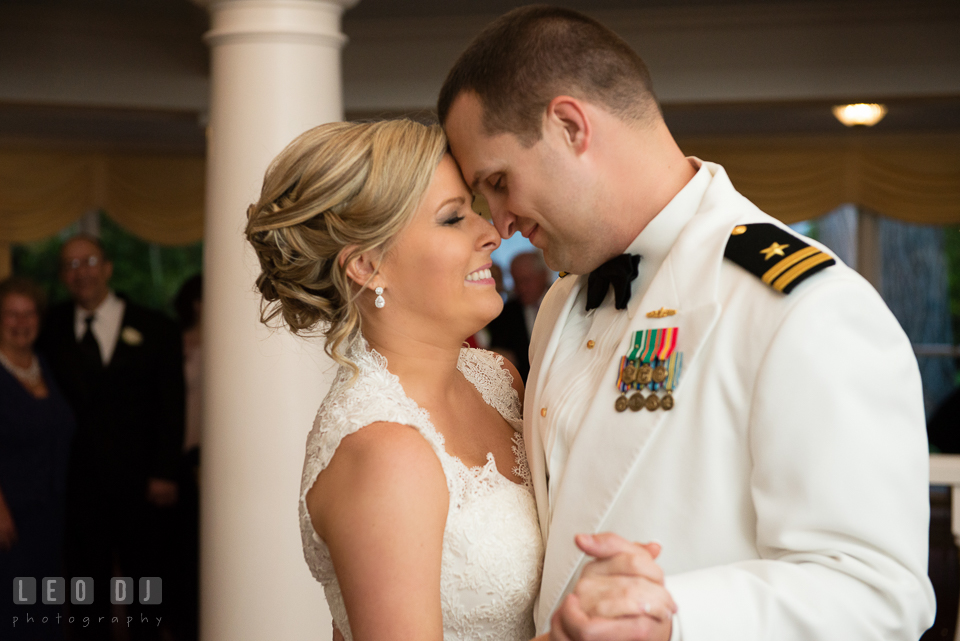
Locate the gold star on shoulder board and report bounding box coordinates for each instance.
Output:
[760,242,790,260]
[724,223,835,295]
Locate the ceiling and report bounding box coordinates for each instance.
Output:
[0,0,956,152]
[344,0,892,19]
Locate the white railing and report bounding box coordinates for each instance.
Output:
[915,344,960,358]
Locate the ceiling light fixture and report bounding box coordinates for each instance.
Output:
[832,103,888,127]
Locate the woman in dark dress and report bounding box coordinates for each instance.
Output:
[0,277,75,640]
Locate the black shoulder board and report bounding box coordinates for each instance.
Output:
[724,223,835,294]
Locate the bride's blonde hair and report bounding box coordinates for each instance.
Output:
[245,119,448,373]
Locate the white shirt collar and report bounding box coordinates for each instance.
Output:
[74,290,122,325]
[625,158,711,318]
[73,291,126,365]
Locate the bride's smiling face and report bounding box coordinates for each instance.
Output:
[375,153,503,340]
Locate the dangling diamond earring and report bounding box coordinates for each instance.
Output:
[374,286,385,309]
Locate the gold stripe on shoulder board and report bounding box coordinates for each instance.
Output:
[773,252,835,292]
[761,246,820,285]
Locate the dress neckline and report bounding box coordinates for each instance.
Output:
[0,357,50,402]
[352,337,529,489]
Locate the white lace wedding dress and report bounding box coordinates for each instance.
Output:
[298,338,544,641]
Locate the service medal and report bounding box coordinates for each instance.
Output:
[615,329,682,416]
[652,365,667,384]
[661,351,683,411]
[660,392,675,411]
[637,365,653,385]
[615,394,629,412]
[614,357,631,411]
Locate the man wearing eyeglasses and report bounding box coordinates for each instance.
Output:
[38,234,184,641]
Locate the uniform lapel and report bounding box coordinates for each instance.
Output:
[524,274,584,548]
[536,169,749,623]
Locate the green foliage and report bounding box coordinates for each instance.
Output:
[11,222,79,307]
[99,215,203,316]
[12,212,202,317]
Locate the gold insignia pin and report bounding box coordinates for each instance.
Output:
[646,307,677,318]
[731,225,748,236]
[760,242,790,260]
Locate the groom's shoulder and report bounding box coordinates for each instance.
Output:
[694,163,840,297]
[722,222,837,296]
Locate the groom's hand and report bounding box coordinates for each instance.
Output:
[550,533,675,641]
[575,533,676,620]
[551,593,672,641]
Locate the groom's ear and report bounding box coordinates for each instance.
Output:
[546,96,591,155]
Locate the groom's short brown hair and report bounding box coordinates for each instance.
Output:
[437,5,661,146]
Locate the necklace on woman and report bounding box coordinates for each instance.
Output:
[0,350,41,387]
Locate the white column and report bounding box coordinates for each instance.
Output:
[197,1,356,640]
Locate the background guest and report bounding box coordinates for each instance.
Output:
[37,235,184,641]
[171,273,203,641]
[486,251,550,380]
[0,276,75,641]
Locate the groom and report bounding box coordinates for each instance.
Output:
[439,6,935,641]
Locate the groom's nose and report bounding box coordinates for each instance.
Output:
[491,207,518,239]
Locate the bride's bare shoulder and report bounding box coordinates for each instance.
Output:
[306,422,448,539]
[306,421,449,640]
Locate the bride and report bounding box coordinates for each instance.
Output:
[245,119,667,641]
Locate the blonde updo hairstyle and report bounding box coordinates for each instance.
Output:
[245,119,448,373]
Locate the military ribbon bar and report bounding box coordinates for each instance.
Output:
[665,351,683,392]
[656,327,678,362]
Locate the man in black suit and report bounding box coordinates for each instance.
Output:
[487,251,550,381]
[38,235,184,641]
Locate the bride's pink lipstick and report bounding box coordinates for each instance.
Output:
[465,263,495,285]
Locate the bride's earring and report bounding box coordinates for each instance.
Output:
[374,286,385,309]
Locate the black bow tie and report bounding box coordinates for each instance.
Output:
[586,254,641,311]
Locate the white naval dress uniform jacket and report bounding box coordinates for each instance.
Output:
[525,162,936,640]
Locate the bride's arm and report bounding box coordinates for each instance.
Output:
[306,421,449,641]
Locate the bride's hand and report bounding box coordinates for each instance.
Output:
[573,533,675,621]
[549,532,676,641]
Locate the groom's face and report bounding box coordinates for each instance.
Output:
[445,92,597,274]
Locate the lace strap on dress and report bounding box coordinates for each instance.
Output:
[299,360,447,517]
[457,348,523,428]
[299,338,446,536]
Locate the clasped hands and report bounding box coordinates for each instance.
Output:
[328,531,675,641]
[550,532,676,641]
